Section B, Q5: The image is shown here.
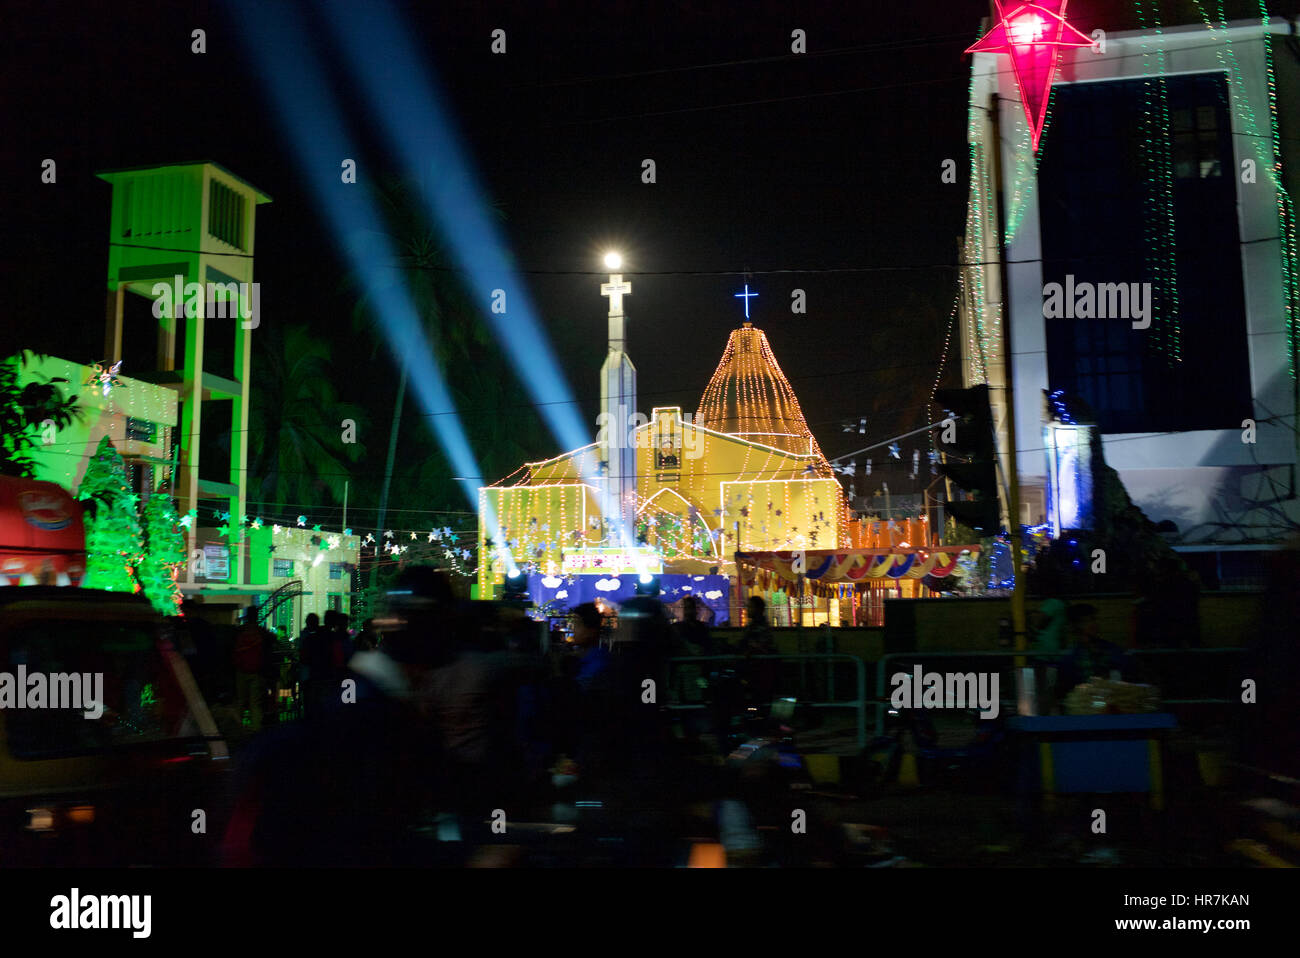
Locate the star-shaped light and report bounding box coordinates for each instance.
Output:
[179,514,193,529]
[311,524,321,533]
[966,1,1093,152]
[889,443,901,459]
[217,524,232,538]
[272,524,282,535]
[428,531,437,543]
[343,528,352,537]
[296,516,307,527]
[384,530,393,539]
[328,535,341,549]
[250,518,263,530]
[85,360,127,398]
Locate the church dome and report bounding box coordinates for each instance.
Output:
[696,323,832,471]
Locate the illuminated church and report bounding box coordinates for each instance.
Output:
[477,262,962,625]
[477,265,862,617]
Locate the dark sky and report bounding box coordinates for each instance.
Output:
[6,0,1011,512]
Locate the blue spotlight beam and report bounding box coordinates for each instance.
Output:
[232,0,518,575]
[317,0,646,572]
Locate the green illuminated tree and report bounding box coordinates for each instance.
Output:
[139,492,185,616]
[77,437,144,593]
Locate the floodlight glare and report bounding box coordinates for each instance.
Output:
[604,251,622,270]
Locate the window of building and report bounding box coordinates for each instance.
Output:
[1172,105,1222,180]
[121,180,134,238]
[1037,72,1252,434]
[328,562,346,580]
[126,417,156,443]
[272,558,294,578]
[208,180,246,250]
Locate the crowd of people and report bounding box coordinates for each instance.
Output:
[218,573,789,866]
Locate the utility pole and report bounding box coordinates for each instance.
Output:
[989,89,1028,658]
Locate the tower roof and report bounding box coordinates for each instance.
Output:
[696,323,832,471]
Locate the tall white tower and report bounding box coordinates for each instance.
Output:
[599,255,637,540]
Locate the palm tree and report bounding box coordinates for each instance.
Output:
[247,324,367,516]
[342,175,487,531]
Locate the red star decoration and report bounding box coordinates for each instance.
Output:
[966,1,1093,152]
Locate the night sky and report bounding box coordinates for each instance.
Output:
[5,0,1102,519]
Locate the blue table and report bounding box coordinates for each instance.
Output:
[1006,713,1178,810]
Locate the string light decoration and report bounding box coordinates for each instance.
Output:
[1135,0,1182,364]
[1193,0,1299,378]
[964,51,1000,381]
[77,436,144,594]
[696,323,834,469]
[963,20,1068,381]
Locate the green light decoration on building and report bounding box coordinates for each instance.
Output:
[1135,0,1183,365]
[140,682,156,708]
[77,437,145,594]
[139,492,185,617]
[1193,0,1300,378]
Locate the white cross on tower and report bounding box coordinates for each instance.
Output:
[601,274,631,315]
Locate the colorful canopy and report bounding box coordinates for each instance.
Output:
[737,546,979,596]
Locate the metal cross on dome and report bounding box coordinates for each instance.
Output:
[966,1,1093,152]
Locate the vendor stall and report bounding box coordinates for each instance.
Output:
[735,545,981,626]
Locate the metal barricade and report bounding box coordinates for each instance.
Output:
[666,654,868,749]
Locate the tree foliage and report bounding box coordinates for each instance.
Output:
[0,351,82,477]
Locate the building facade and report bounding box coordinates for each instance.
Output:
[962,10,1300,586]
